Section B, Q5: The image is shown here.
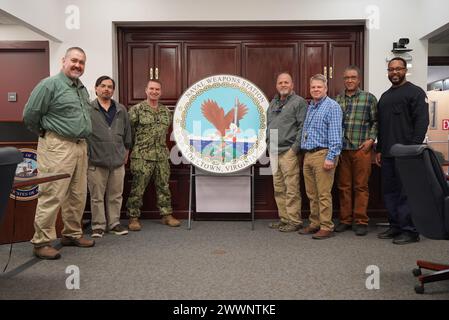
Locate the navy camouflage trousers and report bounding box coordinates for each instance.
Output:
[126,158,173,217]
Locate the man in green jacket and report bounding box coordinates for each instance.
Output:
[23,47,94,260]
[87,76,132,238]
[266,72,308,232]
[126,79,180,230]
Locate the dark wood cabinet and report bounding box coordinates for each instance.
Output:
[155,43,182,104]
[117,26,383,220]
[242,42,299,100]
[118,26,363,106]
[184,42,241,86]
[122,42,181,106]
[328,41,356,97]
[301,41,357,99]
[126,43,153,104]
[300,41,328,99]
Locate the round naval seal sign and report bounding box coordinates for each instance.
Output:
[10,148,39,201]
[174,75,269,174]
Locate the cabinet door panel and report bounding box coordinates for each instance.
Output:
[184,43,241,86]
[300,42,327,99]
[155,43,181,104]
[329,42,355,98]
[128,44,153,104]
[242,42,298,101]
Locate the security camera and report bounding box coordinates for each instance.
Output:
[392,38,412,53]
[398,38,409,47]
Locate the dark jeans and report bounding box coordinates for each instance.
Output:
[381,157,417,234]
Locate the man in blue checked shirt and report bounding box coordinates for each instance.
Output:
[298,74,343,240]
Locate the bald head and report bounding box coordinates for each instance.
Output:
[276,73,294,99]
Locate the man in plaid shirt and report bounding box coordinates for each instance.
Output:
[335,66,378,236]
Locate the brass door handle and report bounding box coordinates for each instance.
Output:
[329,66,333,79]
[150,67,153,80]
[155,67,159,80]
[324,66,327,78]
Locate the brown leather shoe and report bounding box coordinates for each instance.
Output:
[298,226,320,235]
[312,229,335,240]
[33,245,61,260]
[128,217,142,231]
[161,215,181,227]
[61,236,95,247]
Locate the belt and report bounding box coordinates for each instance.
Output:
[303,147,327,153]
[74,138,85,144]
[43,130,85,144]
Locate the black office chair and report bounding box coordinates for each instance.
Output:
[0,147,23,223]
[390,144,449,294]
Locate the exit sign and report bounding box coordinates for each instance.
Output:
[443,119,449,130]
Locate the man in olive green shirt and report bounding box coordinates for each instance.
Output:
[126,80,180,230]
[266,72,308,232]
[23,47,95,260]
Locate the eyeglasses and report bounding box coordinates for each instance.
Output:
[387,67,406,73]
[343,76,358,81]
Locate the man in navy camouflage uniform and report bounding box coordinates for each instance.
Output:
[126,80,180,230]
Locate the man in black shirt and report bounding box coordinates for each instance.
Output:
[375,57,429,244]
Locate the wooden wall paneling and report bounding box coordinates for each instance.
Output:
[117,28,127,107]
[116,26,385,219]
[127,43,153,106]
[328,41,356,98]
[300,42,328,99]
[155,43,182,105]
[242,42,299,100]
[356,30,364,90]
[254,166,277,217]
[183,43,242,87]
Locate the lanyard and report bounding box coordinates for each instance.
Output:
[303,98,324,141]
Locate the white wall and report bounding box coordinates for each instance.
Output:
[0,24,61,61]
[418,0,449,40]
[1,0,448,99]
[0,24,46,40]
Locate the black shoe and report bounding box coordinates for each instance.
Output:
[392,232,420,245]
[377,227,401,239]
[335,223,351,232]
[354,224,368,236]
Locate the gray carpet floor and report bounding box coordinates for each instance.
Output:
[0,219,448,300]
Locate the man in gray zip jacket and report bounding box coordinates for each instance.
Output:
[266,72,308,232]
[87,76,132,238]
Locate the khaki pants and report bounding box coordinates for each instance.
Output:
[87,165,125,231]
[337,149,372,225]
[270,149,302,226]
[31,131,88,246]
[303,149,337,231]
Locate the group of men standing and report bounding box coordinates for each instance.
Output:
[23,47,179,260]
[22,46,429,260]
[267,57,429,244]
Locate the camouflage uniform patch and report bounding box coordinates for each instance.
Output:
[128,101,171,161]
